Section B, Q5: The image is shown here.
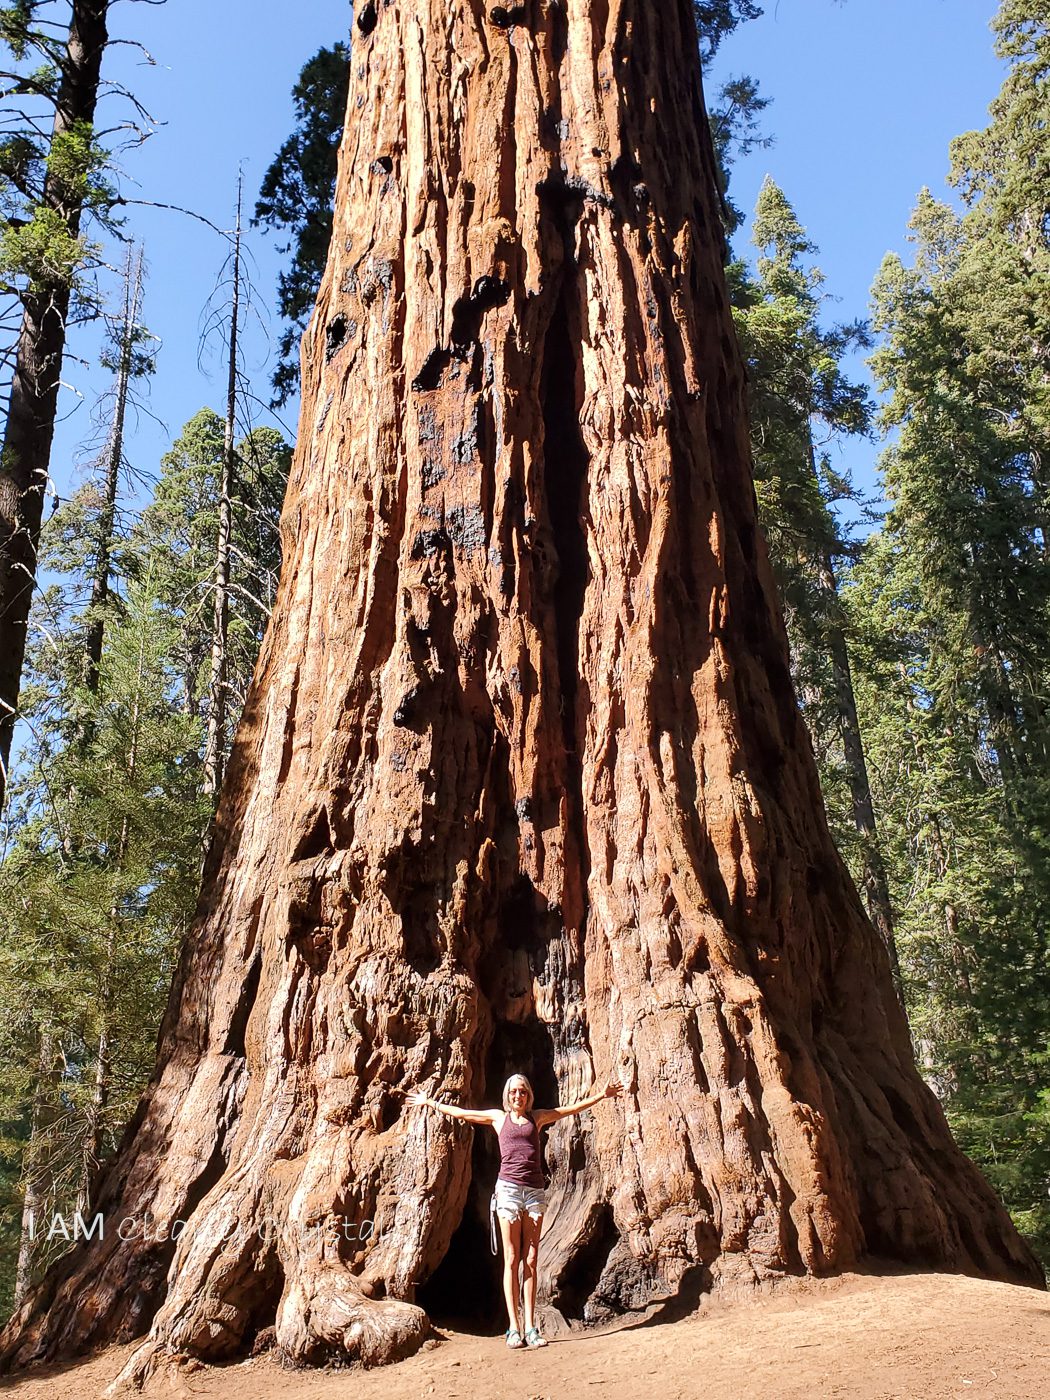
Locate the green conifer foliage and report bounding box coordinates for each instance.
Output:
[0,0,156,811]
[0,401,290,1303]
[858,0,1050,1267]
[254,43,350,406]
[0,553,206,1304]
[731,182,900,988]
[692,0,763,63]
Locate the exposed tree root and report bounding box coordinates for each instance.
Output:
[106,1271,428,1392]
[275,1267,430,1365]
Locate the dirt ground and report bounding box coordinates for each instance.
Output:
[0,1270,1046,1400]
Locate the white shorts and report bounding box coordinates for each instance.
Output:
[494,1178,546,1221]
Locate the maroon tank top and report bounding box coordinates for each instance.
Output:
[498,1112,544,1188]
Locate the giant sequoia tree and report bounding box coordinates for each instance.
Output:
[0,0,1041,1382]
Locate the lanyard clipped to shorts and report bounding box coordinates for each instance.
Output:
[489,1192,498,1254]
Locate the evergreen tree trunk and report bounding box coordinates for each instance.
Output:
[13,1179,42,1312]
[815,551,904,1001]
[76,924,114,1218]
[13,1033,56,1309]
[78,608,146,1212]
[1,0,1040,1381]
[0,0,110,809]
[63,247,142,845]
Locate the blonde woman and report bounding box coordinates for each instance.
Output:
[408,1073,621,1348]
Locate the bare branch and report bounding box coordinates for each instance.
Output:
[109,197,230,240]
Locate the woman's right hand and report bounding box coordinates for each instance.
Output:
[406,1089,430,1109]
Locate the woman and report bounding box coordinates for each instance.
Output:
[407,1074,621,1349]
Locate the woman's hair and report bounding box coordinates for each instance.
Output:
[502,1073,535,1112]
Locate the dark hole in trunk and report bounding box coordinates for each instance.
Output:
[417,1130,504,1332]
[538,258,593,940]
[540,277,589,759]
[549,1199,618,1319]
[421,1019,558,1331]
[325,314,349,361]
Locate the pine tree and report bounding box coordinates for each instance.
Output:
[871,192,1050,853]
[845,528,1050,1267]
[0,391,288,1305]
[201,183,244,803]
[692,0,763,62]
[80,246,153,702]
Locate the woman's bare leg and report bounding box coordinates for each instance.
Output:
[499,1213,523,1334]
[521,1212,544,1334]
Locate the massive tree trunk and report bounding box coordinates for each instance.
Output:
[1,0,1040,1381]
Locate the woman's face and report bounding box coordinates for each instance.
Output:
[508,1082,530,1110]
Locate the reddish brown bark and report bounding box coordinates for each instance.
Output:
[1,0,1040,1382]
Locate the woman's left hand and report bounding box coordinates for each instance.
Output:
[603,1080,623,1100]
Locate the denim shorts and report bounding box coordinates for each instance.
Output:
[494,1178,547,1221]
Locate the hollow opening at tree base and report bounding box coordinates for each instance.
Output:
[417,1189,504,1334]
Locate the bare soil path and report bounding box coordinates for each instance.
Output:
[0,1271,1046,1399]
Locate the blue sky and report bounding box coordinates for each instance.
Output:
[708,0,1004,504]
[47,0,1004,514]
[49,0,353,502]
[711,0,1001,306]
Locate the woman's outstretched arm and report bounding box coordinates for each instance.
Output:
[533,1081,622,1128]
[406,1089,501,1127]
